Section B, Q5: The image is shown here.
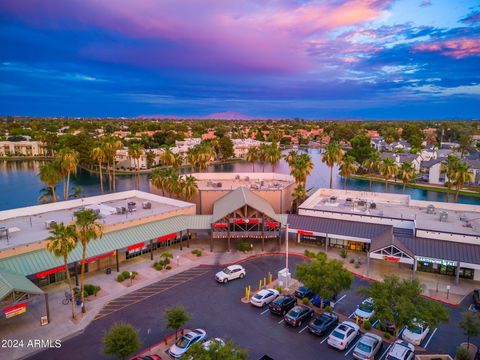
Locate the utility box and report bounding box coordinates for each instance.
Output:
[277,268,291,288]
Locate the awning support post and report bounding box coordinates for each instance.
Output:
[366,252,370,276]
[74,261,79,287]
[179,231,183,251]
[412,258,417,280]
[150,240,154,261]
[455,261,460,285]
[115,250,120,272]
[44,293,50,324]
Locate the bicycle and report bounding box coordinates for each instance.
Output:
[62,291,72,305]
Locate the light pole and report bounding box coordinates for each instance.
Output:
[284,223,290,291]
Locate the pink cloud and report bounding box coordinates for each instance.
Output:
[414,38,480,59]
[0,0,392,73]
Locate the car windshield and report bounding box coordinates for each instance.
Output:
[274,297,285,305]
[357,341,373,353]
[359,302,373,312]
[331,330,345,339]
[222,268,232,274]
[408,324,423,334]
[254,294,263,299]
[175,336,190,348]
[289,309,300,317]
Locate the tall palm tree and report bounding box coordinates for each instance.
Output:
[284,150,298,167]
[38,187,55,204]
[322,142,344,189]
[74,209,104,314]
[103,138,123,192]
[362,152,381,191]
[453,162,474,200]
[266,142,282,173]
[442,155,460,191]
[128,143,144,189]
[57,148,79,200]
[398,161,416,192]
[159,147,176,167]
[292,184,307,213]
[38,161,63,202]
[181,175,198,200]
[197,144,215,172]
[258,143,269,172]
[339,155,358,191]
[166,171,181,197]
[380,158,398,191]
[171,153,184,172]
[46,223,78,319]
[151,168,174,196]
[91,145,106,193]
[246,147,259,172]
[186,148,198,173]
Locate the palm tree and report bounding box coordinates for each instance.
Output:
[266,142,282,173]
[103,138,123,192]
[91,145,106,193]
[292,184,307,213]
[46,223,78,319]
[398,161,416,192]
[453,162,474,200]
[74,209,104,314]
[128,143,144,189]
[69,186,83,199]
[286,152,313,187]
[159,147,176,167]
[442,155,460,191]
[339,155,358,191]
[246,147,259,172]
[380,158,398,191]
[197,144,215,172]
[151,167,174,196]
[57,148,79,200]
[258,143,269,172]
[171,153,183,172]
[181,175,198,200]
[362,152,381,191]
[186,148,198,173]
[38,161,63,202]
[322,142,344,189]
[166,171,181,197]
[284,150,298,167]
[38,187,55,204]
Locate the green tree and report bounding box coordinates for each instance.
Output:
[165,305,191,339]
[38,161,63,202]
[398,161,417,192]
[453,162,474,200]
[46,223,78,320]
[380,158,398,191]
[292,184,307,212]
[322,142,344,189]
[265,141,282,173]
[218,137,234,160]
[145,150,156,169]
[183,340,248,360]
[74,209,104,313]
[103,322,141,360]
[91,145,106,193]
[258,143,269,172]
[296,255,353,308]
[246,146,258,172]
[460,312,480,350]
[181,175,198,200]
[128,143,144,189]
[358,275,449,335]
[57,148,80,200]
[347,133,375,164]
[339,155,358,190]
[151,167,175,196]
[362,152,381,191]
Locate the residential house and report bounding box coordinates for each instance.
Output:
[0,141,45,156]
[370,136,389,151]
[420,158,444,185]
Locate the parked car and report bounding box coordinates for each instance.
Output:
[250,288,279,307]
[168,329,207,359]
[352,333,382,360]
[327,321,360,350]
[203,338,225,351]
[354,298,375,321]
[308,312,338,336]
[294,286,313,299]
[473,289,480,309]
[131,356,162,360]
[269,295,297,316]
[385,340,415,360]
[402,320,430,346]
[215,265,246,283]
[311,294,331,308]
[284,305,314,327]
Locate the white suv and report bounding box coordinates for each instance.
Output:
[386,340,415,360]
[215,264,246,283]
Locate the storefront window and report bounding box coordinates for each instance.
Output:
[416,257,474,280]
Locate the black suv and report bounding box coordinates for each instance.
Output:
[308,312,339,336]
[269,295,297,316]
[294,286,313,299]
[284,305,314,327]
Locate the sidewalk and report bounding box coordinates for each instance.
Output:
[2,241,477,359]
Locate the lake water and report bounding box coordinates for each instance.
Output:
[1,148,479,211]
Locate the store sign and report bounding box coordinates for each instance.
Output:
[82,251,115,264]
[265,222,279,228]
[297,230,313,236]
[416,257,456,267]
[35,266,66,279]
[4,303,27,319]
[213,223,228,229]
[157,233,176,242]
[127,242,145,252]
[383,256,400,263]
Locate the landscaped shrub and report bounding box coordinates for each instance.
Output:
[191,249,202,257]
[383,332,391,339]
[165,265,172,270]
[121,271,131,279]
[274,285,284,294]
[340,249,348,258]
[324,305,332,313]
[84,284,101,296]
[455,346,470,360]
[363,320,372,330]
[154,260,165,271]
[349,258,355,264]
[238,242,252,252]
[117,274,125,282]
[304,249,316,258]
[302,297,310,305]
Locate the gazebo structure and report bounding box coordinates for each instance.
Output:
[210,187,285,252]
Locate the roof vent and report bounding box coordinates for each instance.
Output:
[426,205,435,214]
[439,211,448,222]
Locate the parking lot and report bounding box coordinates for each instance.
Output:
[30,255,474,360]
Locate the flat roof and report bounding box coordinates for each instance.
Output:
[0,191,195,250]
[301,189,480,236]
[191,172,295,191]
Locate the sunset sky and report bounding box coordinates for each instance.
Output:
[0,0,479,119]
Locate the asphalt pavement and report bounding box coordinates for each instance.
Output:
[27,255,477,360]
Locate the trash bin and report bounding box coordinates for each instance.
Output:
[76,298,82,306]
[106,267,112,275]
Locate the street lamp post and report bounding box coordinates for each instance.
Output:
[285,223,290,291]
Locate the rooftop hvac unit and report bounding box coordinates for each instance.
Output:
[345,198,353,206]
[439,211,448,222]
[235,174,240,180]
[370,202,376,209]
[460,214,468,222]
[357,200,366,207]
[245,176,250,181]
[426,205,435,214]
[0,227,8,238]
[142,201,152,209]
[217,182,222,188]
[45,220,57,229]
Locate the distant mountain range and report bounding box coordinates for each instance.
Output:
[137,111,259,120]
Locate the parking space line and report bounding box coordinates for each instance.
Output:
[298,325,309,334]
[348,311,356,318]
[423,327,438,349]
[334,294,346,306]
[278,319,284,324]
[320,330,334,343]
[378,344,392,360]
[344,337,362,356]
[260,309,270,315]
[372,319,379,327]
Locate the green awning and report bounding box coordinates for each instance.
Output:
[0,268,43,300]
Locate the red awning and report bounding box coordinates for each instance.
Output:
[82,251,115,264]
[35,266,66,279]
[248,219,260,224]
[4,303,27,318]
[265,222,279,228]
[233,218,260,224]
[157,233,176,242]
[128,242,145,251]
[297,230,314,236]
[213,223,228,229]
[233,218,245,224]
